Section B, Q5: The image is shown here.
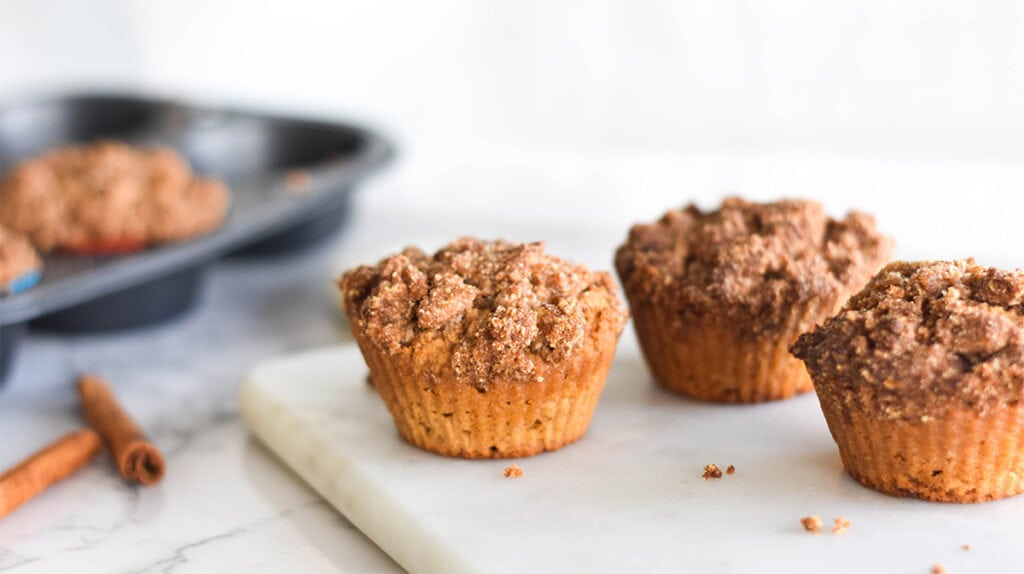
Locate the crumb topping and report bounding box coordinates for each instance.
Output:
[792,260,1024,419]
[0,224,42,286]
[725,464,736,475]
[339,238,628,386]
[503,465,524,478]
[0,140,229,252]
[800,516,822,535]
[615,198,892,334]
[832,516,850,535]
[702,463,723,480]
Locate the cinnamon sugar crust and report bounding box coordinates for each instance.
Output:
[0,140,229,252]
[339,238,628,387]
[791,260,1024,419]
[615,197,892,335]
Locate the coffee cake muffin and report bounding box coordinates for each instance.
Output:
[0,140,229,254]
[791,260,1024,502]
[0,225,43,295]
[339,238,628,458]
[615,198,892,402]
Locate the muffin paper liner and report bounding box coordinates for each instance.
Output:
[627,296,836,403]
[351,330,618,459]
[817,393,1024,502]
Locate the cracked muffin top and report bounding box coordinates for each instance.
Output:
[615,197,892,333]
[339,238,628,386]
[791,260,1024,418]
[0,140,229,253]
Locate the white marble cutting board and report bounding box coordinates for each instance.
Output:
[239,338,1024,574]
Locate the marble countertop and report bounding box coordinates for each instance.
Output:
[1,143,1022,573]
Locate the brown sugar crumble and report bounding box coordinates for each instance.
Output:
[503,465,524,478]
[615,198,892,335]
[725,464,735,475]
[832,516,851,535]
[792,260,1024,419]
[702,464,723,480]
[800,516,823,535]
[339,238,628,387]
[0,140,229,252]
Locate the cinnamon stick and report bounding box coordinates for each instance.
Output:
[77,375,166,486]
[0,429,102,519]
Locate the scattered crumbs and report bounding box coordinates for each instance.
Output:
[931,564,947,574]
[832,516,851,535]
[725,464,735,475]
[702,464,723,480]
[285,169,311,194]
[800,516,823,535]
[503,465,524,478]
[961,544,971,551]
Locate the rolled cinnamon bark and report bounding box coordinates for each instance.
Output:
[0,429,102,519]
[77,375,166,486]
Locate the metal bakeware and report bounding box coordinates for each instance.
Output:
[0,94,393,383]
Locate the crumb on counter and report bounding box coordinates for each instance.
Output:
[503,465,524,478]
[702,464,723,480]
[931,564,947,574]
[725,464,735,475]
[800,516,822,535]
[961,544,971,551]
[832,516,851,535]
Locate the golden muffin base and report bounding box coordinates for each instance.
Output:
[818,395,1024,503]
[351,331,618,459]
[629,299,833,403]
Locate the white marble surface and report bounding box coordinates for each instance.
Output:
[1,143,1023,573]
[241,345,1024,574]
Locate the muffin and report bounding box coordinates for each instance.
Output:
[338,238,628,458]
[615,198,892,403]
[791,260,1024,502]
[0,225,43,295]
[0,140,229,254]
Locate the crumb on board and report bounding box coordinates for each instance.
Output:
[931,564,947,574]
[832,516,851,535]
[702,464,723,480]
[726,464,735,475]
[961,544,971,551]
[800,516,823,535]
[503,465,524,478]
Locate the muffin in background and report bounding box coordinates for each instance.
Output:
[0,225,43,295]
[792,260,1024,503]
[339,238,628,459]
[0,140,229,254]
[615,197,892,403]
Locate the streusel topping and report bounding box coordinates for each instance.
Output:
[340,238,628,386]
[0,140,229,252]
[791,260,1024,418]
[615,197,892,333]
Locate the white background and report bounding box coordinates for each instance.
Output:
[2,1,1023,270]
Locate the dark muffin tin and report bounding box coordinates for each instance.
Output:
[0,94,393,383]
